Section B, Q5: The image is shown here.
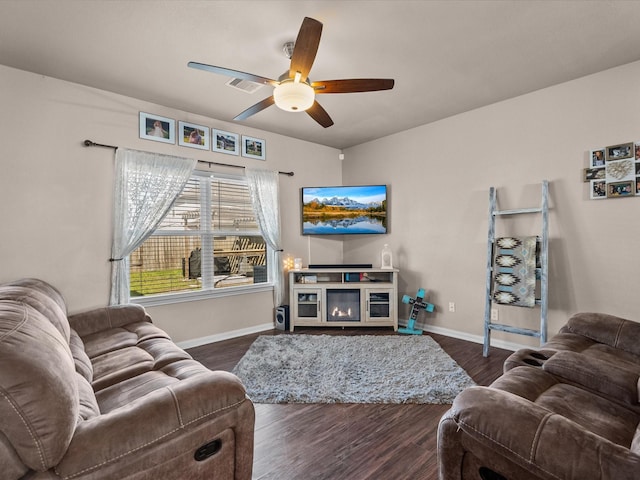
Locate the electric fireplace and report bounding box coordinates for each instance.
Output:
[326,289,360,322]
[288,268,398,331]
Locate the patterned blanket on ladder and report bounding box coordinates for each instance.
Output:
[492,236,537,307]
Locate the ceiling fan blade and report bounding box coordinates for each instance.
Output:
[188,61,277,86]
[312,79,395,94]
[234,96,275,121]
[306,100,334,128]
[289,17,323,82]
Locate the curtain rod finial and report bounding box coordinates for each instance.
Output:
[83,139,118,149]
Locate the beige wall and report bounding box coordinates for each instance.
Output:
[0,64,341,343]
[342,60,640,347]
[3,59,640,347]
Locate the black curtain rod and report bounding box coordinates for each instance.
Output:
[82,139,294,176]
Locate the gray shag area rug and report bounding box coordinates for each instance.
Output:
[232,334,476,404]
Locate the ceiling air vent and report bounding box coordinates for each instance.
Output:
[225,78,264,94]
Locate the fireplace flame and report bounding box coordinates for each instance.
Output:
[331,307,352,317]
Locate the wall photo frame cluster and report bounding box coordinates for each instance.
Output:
[139,112,266,160]
[585,141,639,200]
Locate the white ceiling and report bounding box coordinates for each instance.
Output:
[2,0,640,149]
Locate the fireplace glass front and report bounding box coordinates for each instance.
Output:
[326,289,360,322]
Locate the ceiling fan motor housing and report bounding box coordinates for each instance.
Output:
[282,41,295,59]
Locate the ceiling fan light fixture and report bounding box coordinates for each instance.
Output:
[273,80,315,112]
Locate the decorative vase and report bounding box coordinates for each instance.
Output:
[381,244,393,269]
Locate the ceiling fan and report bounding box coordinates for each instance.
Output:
[188,17,395,128]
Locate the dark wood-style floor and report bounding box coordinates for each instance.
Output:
[187,328,512,480]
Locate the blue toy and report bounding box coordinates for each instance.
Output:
[398,288,435,335]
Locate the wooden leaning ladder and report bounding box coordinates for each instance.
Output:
[483,181,549,357]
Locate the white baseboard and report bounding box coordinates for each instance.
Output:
[421,324,528,352]
[177,323,274,350]
[177,322,530,353]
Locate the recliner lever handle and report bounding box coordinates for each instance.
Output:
[194,438,222,461]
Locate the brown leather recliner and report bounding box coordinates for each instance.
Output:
[438,312,640,480]
[0,278,254,479]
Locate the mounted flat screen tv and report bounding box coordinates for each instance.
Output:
[301,185,388,235]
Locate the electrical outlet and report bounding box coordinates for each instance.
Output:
[491,308,499,321]
[448,302,455,312]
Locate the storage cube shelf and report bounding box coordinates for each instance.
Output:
[289,268,398,331]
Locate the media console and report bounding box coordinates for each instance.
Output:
[308,263,373,269]
[289,267,398,331]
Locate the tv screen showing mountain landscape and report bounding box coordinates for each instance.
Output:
[301,185,387,235]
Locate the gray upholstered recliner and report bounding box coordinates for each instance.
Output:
[438,312,640,480]
[0,278,254,479]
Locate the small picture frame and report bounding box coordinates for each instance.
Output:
[637,178,640,196]
[635,142,640,160]
[178,121,209,150]
[583,167,605,182]
[212,129,240,156]
[139,112,175,144]
[590,179,606,200]
[241,135,266,160]
[605,142,633,161]
[607,180,634,198]
[590,149,605,167]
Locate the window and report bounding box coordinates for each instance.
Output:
[129,171,269,300]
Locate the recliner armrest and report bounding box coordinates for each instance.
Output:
[55,371,253,479]
[68,304,151,337]
[439,386,640,480]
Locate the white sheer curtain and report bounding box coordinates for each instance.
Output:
[245,167,284,307]
[110,148,196,305]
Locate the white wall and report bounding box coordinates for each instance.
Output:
[342,60,640,346]
[0,64,341,343]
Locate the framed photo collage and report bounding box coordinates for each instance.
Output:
[138,112,266,161]
[585,142,640,200]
